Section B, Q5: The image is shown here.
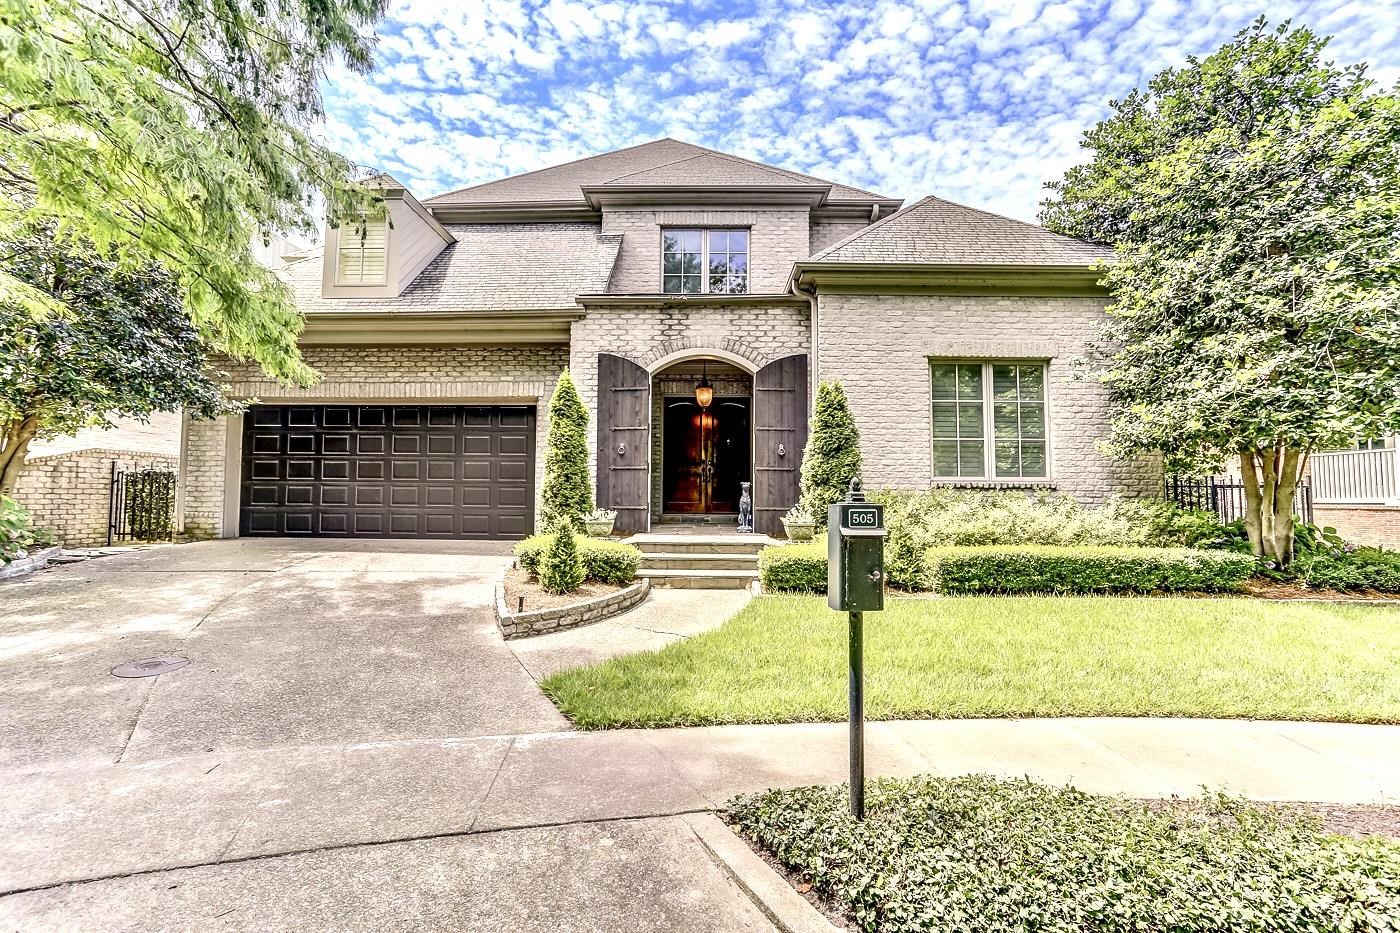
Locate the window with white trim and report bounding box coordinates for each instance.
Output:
[931,361,1048,479]
[336,218,388,285]
[662,228,748,294]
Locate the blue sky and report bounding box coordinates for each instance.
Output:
[319,0,1399,222]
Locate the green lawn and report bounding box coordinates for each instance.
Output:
[541,595,1400,728]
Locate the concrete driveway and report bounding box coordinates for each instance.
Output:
[0,539,567,771]
[0,539,784,932]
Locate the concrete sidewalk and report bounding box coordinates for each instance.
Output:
[4,716,1397,897]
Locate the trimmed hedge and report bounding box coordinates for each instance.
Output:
[515,535,640,585]
[729,775,1400,933]
[926,545,1257,594]
[758,541,827,593]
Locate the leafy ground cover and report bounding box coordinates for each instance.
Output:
[542,595,1400,728]
[728,776,1400,933]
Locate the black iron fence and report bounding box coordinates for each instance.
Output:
[1164,475,1314,525]
[109,464,177,545]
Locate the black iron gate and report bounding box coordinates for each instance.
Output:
[1164,475,1314,525]
[109,463,177,545]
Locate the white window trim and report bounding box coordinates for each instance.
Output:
[335,218,389,287]
[660,227,750,295]
[928,359,1054,483]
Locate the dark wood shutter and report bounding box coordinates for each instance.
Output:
[596,354,651,534]
[753,354,809,536]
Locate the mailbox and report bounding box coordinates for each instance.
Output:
[827,494,886,612]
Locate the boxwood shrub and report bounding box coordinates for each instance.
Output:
[758,541,827,593]
[514,535,640,585]
[729,775,1400,933]
[925,545,1257,594]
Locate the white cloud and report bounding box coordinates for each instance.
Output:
[318,0,1400,221]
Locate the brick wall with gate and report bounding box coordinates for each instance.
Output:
[14,449,179,547]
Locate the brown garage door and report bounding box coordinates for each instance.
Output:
[239,404,535,539]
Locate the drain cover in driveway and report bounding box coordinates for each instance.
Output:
[111,656,190,678]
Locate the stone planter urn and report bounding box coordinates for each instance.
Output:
[781,520,816,542]
[584,510,617,537]
[781,505,817,542]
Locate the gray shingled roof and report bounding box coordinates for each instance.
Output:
[425,138,893,206]
[284,223,620,313]
[809,195,1113,265]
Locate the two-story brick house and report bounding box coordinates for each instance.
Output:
[177,138,1155,541]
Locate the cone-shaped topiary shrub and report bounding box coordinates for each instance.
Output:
[541,370,593,533]
[800,380,863,525]
[538,524,585,594]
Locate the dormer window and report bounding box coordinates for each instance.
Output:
[336,218,388,286]
[663,229,748,295]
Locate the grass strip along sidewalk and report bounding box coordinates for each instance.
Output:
[542,595,1400,728]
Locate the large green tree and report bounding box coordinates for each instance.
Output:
[1042,19,1400,565]
[0,232,233,494]
[0,0,387,382]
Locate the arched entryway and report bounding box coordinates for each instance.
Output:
[596,351,808,535]
[652,358,753,520]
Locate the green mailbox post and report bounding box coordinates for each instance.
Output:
[827,478,886,820]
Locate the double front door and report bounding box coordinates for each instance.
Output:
[663,398,750,514]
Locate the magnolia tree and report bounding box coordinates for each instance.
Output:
[0,0,388,383]
[1042,20,1400,565]
[0,234,233,495]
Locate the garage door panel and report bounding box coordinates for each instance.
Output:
[240,404,535,540]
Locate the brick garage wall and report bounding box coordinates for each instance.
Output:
[569,302,812,487]
[1314,505,1400,548]
[15,449,178,547]
[601,207,811,294]
[180,344,567,539]
[815,293,1159,504]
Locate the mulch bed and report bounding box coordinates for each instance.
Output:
[502,567,622,613]
[1240,578,1400,601]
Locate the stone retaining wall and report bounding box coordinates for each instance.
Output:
[495,575,651,639]
[0,546,62,582]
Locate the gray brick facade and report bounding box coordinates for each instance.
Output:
[179,345,566,539]
[601,208,811,294]
[815,293,1158,504]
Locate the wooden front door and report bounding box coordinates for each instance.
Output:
[663,398,751,514]
[596,354,650,534]
[753,354,809,536]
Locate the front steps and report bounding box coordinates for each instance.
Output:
[624,532,777,589]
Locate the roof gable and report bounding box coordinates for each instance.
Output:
[424,138,894,207]
[808,195,1113,266]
